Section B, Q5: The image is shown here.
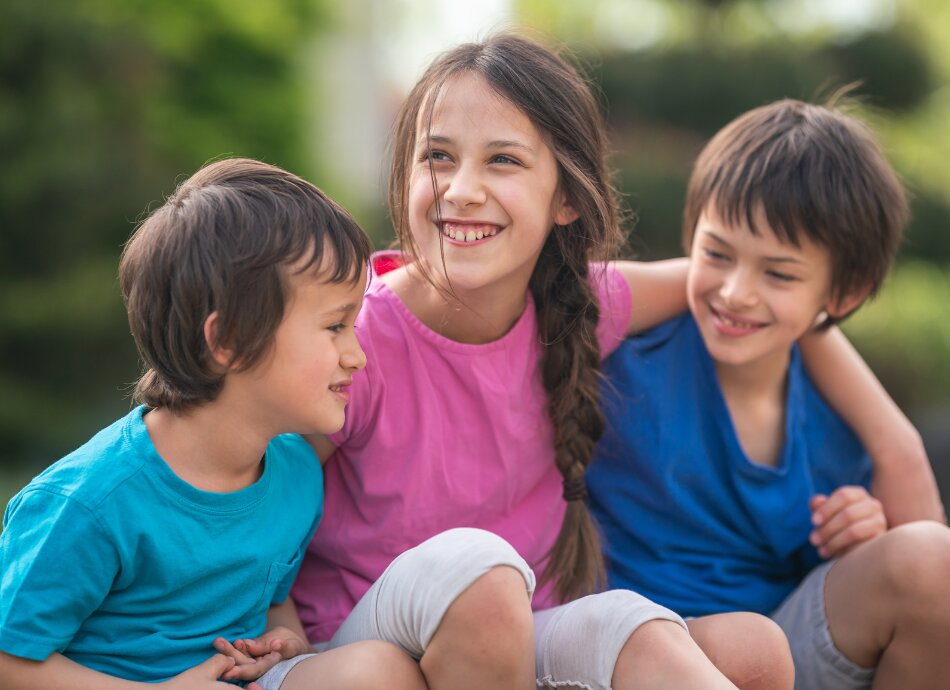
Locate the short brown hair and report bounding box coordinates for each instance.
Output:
[683,98,908,328]
[120,158,371,412]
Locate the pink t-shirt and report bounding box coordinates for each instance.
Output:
[292,253,632,642]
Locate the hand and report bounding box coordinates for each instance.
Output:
[810,486,887,559]
[214,627,312,682]
[158,653,264,690]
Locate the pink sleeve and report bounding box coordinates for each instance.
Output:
[591,262,632,359]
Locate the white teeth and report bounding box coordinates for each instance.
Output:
[440,224,498,242]
[466,230,476,242]
[476,231,484,240]
[489,228,497,236]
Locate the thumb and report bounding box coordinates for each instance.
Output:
[197,653,236,679]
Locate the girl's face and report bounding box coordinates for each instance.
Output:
[407,72,577,296]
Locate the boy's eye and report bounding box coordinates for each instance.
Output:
[703,248,729,262]
[766,270,797,283]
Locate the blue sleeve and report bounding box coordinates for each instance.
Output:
[0,488,119,660]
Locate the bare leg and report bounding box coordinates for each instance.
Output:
[420,565,535,690]
[281,640,427,690]
[821,521,950,690]
[688,612,794,690]
[612,619,741,690]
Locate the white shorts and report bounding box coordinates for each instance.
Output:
[259,528,685,690]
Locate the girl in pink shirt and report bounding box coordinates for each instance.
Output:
[284,33,936,690]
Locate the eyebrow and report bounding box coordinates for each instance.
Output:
[703,230,806,265]
[423,135,535,154]
[321,303,357,317]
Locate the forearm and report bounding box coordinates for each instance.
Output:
[800,327,945,524]
[614,257,689,334]
[265,599,312,649]
[0,650,146,690]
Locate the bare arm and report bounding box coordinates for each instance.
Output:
[304,434,338,466]
[800,327,946,526]
[0,649,243,690]
[613,258,689,335]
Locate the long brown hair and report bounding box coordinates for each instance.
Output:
[121,158,371,412]
[389,34,625,601]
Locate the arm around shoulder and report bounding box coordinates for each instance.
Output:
[799,326,946,526]
[613,258,689,335]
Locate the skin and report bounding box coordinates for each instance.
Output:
[311,74,782,690]
[687,204,950,689]
[0,259,376,690]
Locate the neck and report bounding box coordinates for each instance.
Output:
[385,264,530,344]
[714,350,791,468]
[144,400,269,493]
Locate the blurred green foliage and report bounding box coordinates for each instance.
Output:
[1,0,948,509]
[0,0,325,470]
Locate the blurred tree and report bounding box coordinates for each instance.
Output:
[0,0,329,468]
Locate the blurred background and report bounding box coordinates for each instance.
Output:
[1,0,947,508]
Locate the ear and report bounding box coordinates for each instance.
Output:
[826,284,873,320]
[553,192,580,226]
[203,311,234,369]
[554,204,579,226]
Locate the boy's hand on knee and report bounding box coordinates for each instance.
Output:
[213,636,282,682]
[810,486,887,559]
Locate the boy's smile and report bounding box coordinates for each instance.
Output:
[687,205,840,383]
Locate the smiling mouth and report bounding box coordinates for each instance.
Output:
[440,221,500,243]
[710,305,766,332]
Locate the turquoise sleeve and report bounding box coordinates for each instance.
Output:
[0,487,119,660]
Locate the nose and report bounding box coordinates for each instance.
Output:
[720,267,758,309]
[339,329,367,372]
[442,161,486,208]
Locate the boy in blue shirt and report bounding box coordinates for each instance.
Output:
[0,159,430,689]
[589,100,950,689]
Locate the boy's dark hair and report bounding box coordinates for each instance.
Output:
[683,98,908,328]
[120,158,372,412]
[389,33,625,602]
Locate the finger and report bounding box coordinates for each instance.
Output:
[221,651,283,681]
[213,637,255,665]
[809,494,827,514]
[192,653,235,680]
[818,513,888,558]
[811,495,883,547]
[236,636,275,657]
[811,486,868,526]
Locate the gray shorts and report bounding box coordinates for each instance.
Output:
[770,560,875,690]
[258,528,684,690]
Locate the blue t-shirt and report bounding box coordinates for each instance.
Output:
[0,406,322,682]
[588,314,871,617]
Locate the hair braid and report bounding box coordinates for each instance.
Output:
[531,230,608,602]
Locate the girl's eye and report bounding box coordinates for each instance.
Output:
[490,154,521,165]
[328,322,347,334]
[420,149,451,163]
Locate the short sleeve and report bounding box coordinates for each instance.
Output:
[0,488,119,660]
[591,262,633,359]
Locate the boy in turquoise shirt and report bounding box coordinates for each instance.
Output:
[0,159,427,689]
[590,99,950,689]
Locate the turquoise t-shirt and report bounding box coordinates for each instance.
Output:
[0,406,323,682]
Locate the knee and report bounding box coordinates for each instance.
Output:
[876,521,950,602]
[453,564,535,642]
[697,613,794,690]
[331,641,421,686]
